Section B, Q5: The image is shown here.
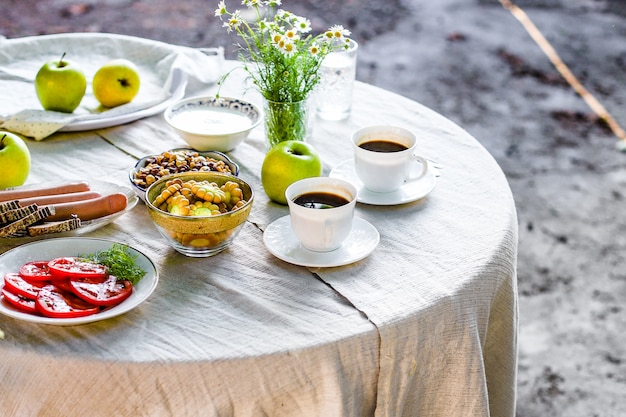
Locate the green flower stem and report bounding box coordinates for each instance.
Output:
[264,98,312,148]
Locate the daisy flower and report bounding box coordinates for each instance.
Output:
[280,40,297,57]
[309,43,320,56]
[224,10,243,32]
[276,9,291,20]
[242,0,261,7]
[325,24,351,40]
[271,31,283,45]
[284,29,299,41]
[214,1,227,17]
[294,16,312,33]
[257,19,271,32]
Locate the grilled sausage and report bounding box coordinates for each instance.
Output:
[44,193,128,222]
[0,181,91,202]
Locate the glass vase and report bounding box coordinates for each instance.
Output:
[263,97,314,150]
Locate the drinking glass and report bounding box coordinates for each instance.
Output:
[316,39,358,121]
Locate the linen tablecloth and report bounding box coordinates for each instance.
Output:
[0,50,518,417]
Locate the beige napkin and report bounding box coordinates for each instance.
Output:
[0,91,169,140]
[0,110,77,140]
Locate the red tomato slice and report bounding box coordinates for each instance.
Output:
[47,257,108,281]
[2,288,39,314]
[70,275,133,307]
[52,278,73,292]
[35,284,100,318]
[3,272,48,300]
[19,261,52,281]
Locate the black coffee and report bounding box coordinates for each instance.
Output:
[293,192,350,209]
[359,140,408,153]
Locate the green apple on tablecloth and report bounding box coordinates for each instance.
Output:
[261,140,323,205]
[34,53,87,113]
[0,131,31,189]
[92,59,141,108]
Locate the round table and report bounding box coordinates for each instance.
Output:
[0,43,518,417]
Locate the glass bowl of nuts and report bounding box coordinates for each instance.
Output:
[129,148,239,202]
[145,172,254,257]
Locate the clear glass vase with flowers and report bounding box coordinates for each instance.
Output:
[215,0,350,149]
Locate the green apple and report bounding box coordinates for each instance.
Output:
[35,53,87,113]
[0,131,31,189]
[92,59,141,108]
[261,140,323,205]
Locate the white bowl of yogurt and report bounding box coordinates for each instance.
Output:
[164,96,262,152]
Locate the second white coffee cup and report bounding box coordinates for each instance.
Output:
[352,125,429,193]
[285,177,357,252]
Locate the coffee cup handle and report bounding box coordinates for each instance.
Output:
[406,155,429,183]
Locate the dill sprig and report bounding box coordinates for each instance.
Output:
[81,243,146,285]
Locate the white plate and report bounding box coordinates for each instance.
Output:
[263,215,379,268]
[0,33,210,132]
[0,237,158,325]
[0,180,139,242]
[329,158,436,206]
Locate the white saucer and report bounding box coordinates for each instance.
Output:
[329,159,436,206]
[263,216,379,268]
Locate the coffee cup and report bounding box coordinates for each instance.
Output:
[351,125,429,193]
[285,177,357,252]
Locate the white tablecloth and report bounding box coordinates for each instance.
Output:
[0,39,518,417]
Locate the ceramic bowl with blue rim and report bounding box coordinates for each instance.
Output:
[164,96,262,152]
[129,148,239,202]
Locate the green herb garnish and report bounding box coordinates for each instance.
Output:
[81,243,146,285]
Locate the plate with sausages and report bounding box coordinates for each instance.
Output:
[0,180,138,241]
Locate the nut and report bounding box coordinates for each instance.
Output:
[132,150,232,189]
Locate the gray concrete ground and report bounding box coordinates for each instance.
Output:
[2,0,625,415]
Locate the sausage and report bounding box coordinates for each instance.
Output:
[44,193,128,222]
[17,191,102,207]
[0,181,91,203]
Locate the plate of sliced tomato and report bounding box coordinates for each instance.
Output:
[0,237,158,325]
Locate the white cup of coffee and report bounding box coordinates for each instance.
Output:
[285,177,357,252]
[351,125,429,193]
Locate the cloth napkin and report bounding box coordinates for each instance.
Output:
[0,110,78,140]
[0,33,224,140]
[0,92,169,140]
